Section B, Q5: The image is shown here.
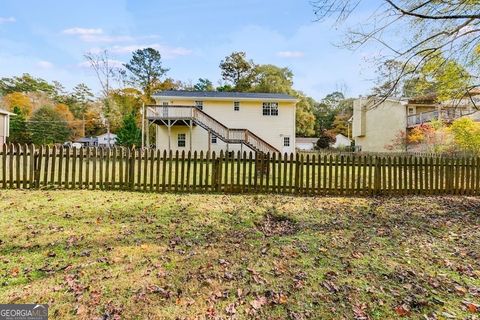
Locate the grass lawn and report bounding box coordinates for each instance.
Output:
[0,191,479,319]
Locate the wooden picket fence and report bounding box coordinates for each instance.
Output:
[1,143,480,195]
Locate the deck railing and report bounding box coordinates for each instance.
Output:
[407,108,476,127]
[146,105,279,154]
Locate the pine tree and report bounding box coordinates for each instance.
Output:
[116,112,141,147]
[8,106,31,144]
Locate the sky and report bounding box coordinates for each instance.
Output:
[0,0,380,100]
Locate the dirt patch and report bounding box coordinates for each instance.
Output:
[257,213,298,237]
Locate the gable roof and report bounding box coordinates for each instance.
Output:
[153,90,298,102]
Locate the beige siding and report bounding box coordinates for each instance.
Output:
[154,98,296,154]
[353,98,407,152]
[0,114,8,144]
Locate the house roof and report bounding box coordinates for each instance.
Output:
[0,109,15,116]
[97,133,117,138]
[153,90,298,102]
[296,137,319,144]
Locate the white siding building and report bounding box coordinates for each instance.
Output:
[147,91,298,155]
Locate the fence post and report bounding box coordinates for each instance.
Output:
[128,147,135,190]
[373,156,381,195]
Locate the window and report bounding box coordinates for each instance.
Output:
[283,137,290,147]
[162,102,169,106]
[262,102,279,116]
[408,107,415,115]
[211,134,217,144]
[178,133,186,147]
[234,101,240,111]
[195,101,203,110]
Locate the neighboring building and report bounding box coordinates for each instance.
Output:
[147,91,298,154]
[332,133,351,149]
[0,109,14,145]
[76,136,98,147]
[352,93,480,152]
[97,133,117,147]
[296,137,318,151]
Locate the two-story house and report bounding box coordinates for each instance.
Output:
[352,93,480,152]
[146,91,298,155]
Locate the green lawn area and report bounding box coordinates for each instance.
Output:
[0,191,479,319]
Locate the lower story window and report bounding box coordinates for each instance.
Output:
[211,134,217,144]
[178,133,186,147]
[283,136,290,147]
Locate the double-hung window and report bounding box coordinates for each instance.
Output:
[262,102,279,116]
[195,101,203,110]
[234,101,240,111]
[178,133,186,147]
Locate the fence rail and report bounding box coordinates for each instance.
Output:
[1,144,479,195]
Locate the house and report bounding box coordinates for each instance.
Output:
[76,136,98,147]
[146,91,298,155]
[332,133,351,149]
[295,137,318,151]
[352,93,480,152]
[96,133,117,147]
[0,109,14,145]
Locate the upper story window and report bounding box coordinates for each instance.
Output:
[178,133,186,147]
[162,102,169,106]
[211,134,217,144]
[234,101,240,111]
[262,102,279,116]
[195,101,203,110]
[283,136,290,147]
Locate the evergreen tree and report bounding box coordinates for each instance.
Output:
[8,106,31,144]
[29,106,71,145]
[116,112,141,147]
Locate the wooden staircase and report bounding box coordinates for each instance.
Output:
[146,105,280,154]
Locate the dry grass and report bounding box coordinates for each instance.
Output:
[0,190,479,319]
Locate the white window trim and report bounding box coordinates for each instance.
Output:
[195,101,204,110]
[283,136,290,147]
[262,102,279,116]
[234,101,240,111]
[211,134,217,144]
[178,133,186,147]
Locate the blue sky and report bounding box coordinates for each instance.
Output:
[0,0,379,100]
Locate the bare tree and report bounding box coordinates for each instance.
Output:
[84,50,118,99]
[312,0,480,100]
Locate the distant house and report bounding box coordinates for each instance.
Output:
[76,136,98,147]
[0,109,14,145]
[352,92,480,152]
[295,137,318,151]
[97,133,117,147]
[332,134,352,149]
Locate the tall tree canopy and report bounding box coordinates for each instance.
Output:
[219,52,257,91]
[194,78,215,91]
[124,48,169,101]
[251,65,294,94]
[0,73,55,96]
[312,0,480,99]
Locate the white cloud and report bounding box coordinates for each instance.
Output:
[62,27,103,35]
[110,44,192,59]
[0,17,16,24]
[276,51,305,58]
[37,60,54,69]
